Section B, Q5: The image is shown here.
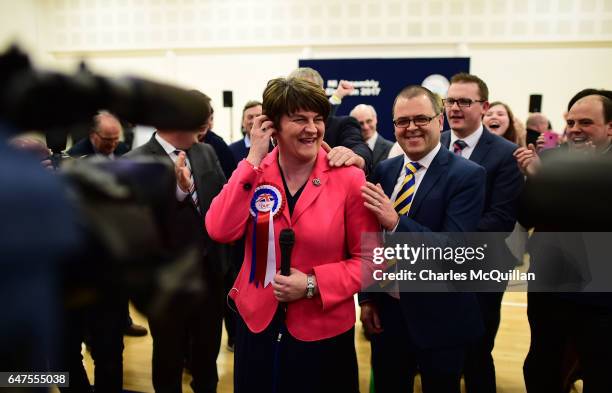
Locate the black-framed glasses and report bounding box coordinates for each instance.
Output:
[94,132,119,143]
[443,98,485,108]
[393,114,440,128]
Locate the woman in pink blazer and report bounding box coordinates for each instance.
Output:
[205,77,379,392]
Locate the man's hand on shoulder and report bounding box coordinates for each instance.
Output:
[322,141,365,169]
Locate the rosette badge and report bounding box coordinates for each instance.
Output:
[249,184,285,287]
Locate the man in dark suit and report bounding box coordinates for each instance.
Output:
[515,92,612,393]
[441,73,524,393]
[350,103,393,167]
[360,85,486,393]
[229,100,262,162]
[67,111,148,339]
[125,90,228,393]
[67,111,130,158]
[197,94,239,352]
[196,94,237,179]
[289,67,373,172]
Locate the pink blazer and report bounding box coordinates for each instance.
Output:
[205,147,379,341]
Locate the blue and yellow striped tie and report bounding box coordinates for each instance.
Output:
[393,161,422,216]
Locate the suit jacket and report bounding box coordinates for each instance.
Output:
[205,147,380,341]
[442,128,524,271]
[372,134,394,168]
[229,137,250,163]
[204,130,237,179]
[67,137,130,158]
[125,134,229,276]
[325,115,373,173]
[441,128,523,233]
[369,147,486,349]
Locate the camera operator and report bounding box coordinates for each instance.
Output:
[8,134,53,169]
[125,89,228,393]
[0,127,82,374]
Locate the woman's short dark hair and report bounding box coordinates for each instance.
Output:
[262,77,330,130]
[488,101,518,144]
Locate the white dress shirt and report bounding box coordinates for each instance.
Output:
[155,133,191,201]
[388,143,442,233]
[449,124,483,159]
[366,132,379,151]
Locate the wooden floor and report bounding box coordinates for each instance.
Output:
[79,291,540,393]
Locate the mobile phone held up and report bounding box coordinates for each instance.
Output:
[541,131,559,150]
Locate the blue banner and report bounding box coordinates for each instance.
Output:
[299,58,470,141]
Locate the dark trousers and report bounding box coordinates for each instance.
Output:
[463,291,505,393]
[524,293,612,393]
[55,292,125,393]
[370,295,466,393]
[234,309,359,393]
[149,272,224,393]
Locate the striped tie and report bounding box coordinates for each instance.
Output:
[393,161,422,216]
[175,150,202,215]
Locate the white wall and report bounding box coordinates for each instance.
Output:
[0,0,38,53]
[1,0,610,141]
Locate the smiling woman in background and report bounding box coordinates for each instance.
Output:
[483,101,525,146]
[205,77,378,393]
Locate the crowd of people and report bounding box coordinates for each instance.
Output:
[4,66,611,393]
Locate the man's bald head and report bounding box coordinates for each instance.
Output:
[566,94,612,152]
[526,113,550,133]
[288,67,324,88]
[350,104,378,140]
[90,111,122,155]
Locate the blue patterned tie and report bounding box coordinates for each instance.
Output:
[393,162,422,215]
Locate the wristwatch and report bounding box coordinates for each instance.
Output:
[306,275,315,299]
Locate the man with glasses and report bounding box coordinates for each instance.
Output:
[440,73,524,393]
[350,104,393,167]
[67,111,148,335]
[68,111,130,158]
[360,85,486,393]
[62,111,144,393]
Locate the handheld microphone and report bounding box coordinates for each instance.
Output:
[279,228,295,276]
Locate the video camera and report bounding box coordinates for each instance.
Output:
[0,45,208,324]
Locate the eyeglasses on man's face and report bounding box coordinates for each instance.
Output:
[443,98,485,108]
[94,132,120,143]
[393,114,439,128]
